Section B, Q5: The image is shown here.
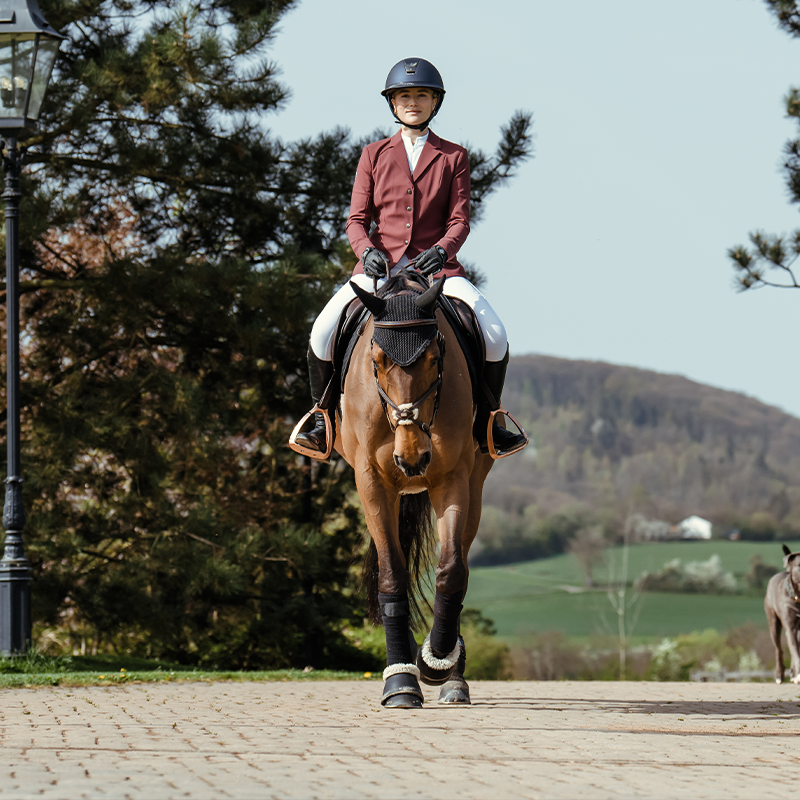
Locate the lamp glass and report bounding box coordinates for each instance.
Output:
[27,36,59,121]
[0,34,35,119]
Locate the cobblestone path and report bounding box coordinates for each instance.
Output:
[1,680,799,798]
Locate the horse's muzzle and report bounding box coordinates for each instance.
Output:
[394,450,431,477]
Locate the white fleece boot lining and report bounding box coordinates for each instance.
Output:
[420,634,461,671]
[382,663,421,682]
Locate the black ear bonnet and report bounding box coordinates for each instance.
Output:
[372,292,438,367]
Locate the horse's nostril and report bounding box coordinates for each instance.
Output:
[394,451,430,477]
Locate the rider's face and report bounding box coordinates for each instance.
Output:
[391,88,437,128]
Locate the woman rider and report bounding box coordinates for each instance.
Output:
[293,57,526,458]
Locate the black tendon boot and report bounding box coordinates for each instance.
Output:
[417,590,463,685]
[477,347,528,457]
[379,592,423,708]
[292,350,334,458]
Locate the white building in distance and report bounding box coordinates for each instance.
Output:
[677,515,713,540]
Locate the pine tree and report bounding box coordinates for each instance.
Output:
[0,0,533,667]
[729,0,800,290]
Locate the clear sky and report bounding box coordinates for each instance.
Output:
[268,0,800,417]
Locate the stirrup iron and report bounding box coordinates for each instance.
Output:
[289,405,334,460]
[486,407,528,460]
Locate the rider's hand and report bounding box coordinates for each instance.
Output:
[362,247,389,279]
[413,245,447,276]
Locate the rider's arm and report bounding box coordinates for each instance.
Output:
[346,146,376,262]
[435,146,470,261]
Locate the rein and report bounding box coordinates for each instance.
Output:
[372,325,446,438]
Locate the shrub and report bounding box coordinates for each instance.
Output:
[635,554,736,594]
[646,638,690,681]
[458,608,512,680]
[745,554,781,591]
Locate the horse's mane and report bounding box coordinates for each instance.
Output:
[376,271,428,300]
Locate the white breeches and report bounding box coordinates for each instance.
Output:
[309,273,508,362]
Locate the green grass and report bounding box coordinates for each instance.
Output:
[0,654,380,688]
[467,539,795,642]
[473,590,768,640]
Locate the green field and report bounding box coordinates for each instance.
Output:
[466,539,796,642]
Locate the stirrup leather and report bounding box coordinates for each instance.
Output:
[487,407,529,460]
[288,405,334,460]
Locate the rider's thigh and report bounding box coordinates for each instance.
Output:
[441,276,507,362]
[309,274,378,360]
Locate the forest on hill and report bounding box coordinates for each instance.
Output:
[474,355,800,565]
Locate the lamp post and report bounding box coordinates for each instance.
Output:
[0,0,63,656]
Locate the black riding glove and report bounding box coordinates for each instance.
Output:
[413,245,447,276]
[362,247,389,279]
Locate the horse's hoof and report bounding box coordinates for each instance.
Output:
[383,692,423,709]
[416,635,460,686]
[381,671,424,708]
[438,679,471,705]
[776,678,783,685]
[791,674,800,685]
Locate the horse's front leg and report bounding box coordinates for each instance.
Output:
[420,454,494,704]
[356,466,424,709]
[415,469,472,696]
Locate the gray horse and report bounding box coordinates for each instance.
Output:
[765,544,800,684]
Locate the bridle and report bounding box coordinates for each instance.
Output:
[371,318,446,439]
[786,574,800,604]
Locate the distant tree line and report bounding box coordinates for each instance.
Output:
[473,355,800,565]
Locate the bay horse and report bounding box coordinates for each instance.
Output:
[335,271,495,707]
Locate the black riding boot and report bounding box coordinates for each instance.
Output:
[293,350,334,456]
[477,347,527,457]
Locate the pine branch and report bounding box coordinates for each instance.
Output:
[729,232,800,290]
[765,0,800,36]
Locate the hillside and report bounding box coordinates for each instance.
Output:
[478,356,800,554]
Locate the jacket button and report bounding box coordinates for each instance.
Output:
[406,206,411,211]
[406,223,411,228]
[404,240,408,245]
[407,188,412,194]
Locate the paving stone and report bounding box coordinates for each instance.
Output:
[1,681,799,798]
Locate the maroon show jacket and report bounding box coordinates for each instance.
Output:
[346,130,470,279]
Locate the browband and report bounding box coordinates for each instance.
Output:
[373,318,438,329]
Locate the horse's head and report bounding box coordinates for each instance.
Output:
[351,274,446,478]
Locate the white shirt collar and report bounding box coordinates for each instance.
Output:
[401,131,429,174]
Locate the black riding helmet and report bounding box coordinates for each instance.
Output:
[382,58,445,131]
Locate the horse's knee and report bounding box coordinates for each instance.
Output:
[377,553,409,595]
[435,560,467,596]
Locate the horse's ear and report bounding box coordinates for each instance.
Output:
[414,276,446,314]
[350,281,386,317]
[784,544,791,557]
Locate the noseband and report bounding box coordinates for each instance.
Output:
[372,318,446,438]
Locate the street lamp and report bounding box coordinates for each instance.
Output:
[0,0,63,655]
